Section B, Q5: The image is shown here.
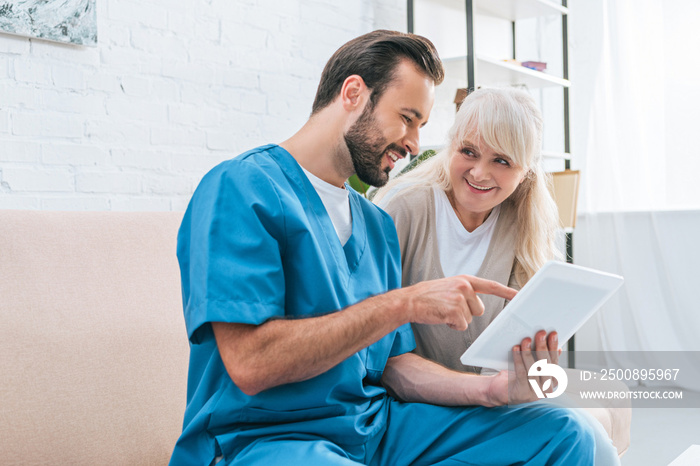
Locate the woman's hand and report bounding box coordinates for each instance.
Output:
[533,329,560,366]
[521,330,560,394]
[482,330,561,406]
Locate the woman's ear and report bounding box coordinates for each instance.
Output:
[519,169,532,184]
[340,75,368,111]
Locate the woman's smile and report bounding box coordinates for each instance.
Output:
[465,178,496,193]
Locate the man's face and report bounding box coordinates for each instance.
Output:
[344,103,401,187]
[344,61,435,187]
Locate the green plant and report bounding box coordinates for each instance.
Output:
[396,149,437,177]
[349,149,438,199]
[347,174,370,196]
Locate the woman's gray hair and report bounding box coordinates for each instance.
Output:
[374,87,562,286]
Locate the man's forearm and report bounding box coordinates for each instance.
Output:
[214,290,407,396]
[215,275,516,396]
[381,352,495,407]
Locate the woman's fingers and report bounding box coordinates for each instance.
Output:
[547,331,559,365]
[534,330,550,363]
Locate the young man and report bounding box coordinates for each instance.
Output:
[171,30,595,465]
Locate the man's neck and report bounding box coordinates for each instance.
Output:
[280,109,353,188]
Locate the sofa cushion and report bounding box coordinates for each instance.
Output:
[0,210,188,465]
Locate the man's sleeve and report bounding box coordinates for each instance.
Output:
[389,323,416,357]
[178,161,287,344]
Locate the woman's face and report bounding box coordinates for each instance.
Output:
[448,136,528,224]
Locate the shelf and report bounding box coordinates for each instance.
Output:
[475,0,568,21]
[425,0,567,21]
[443,55,570,89]
[542,151,570,160]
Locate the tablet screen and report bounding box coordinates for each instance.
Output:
[460,261,624,371]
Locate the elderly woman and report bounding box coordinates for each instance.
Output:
[374,87,622,464]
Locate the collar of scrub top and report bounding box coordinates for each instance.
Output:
[267,144,367,280]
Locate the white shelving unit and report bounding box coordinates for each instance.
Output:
[408,0,578,364]
[474,0,568,22]
[408,0,571,164]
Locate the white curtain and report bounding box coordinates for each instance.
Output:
[576,0,666,212]
[575,212,700,390]
[570,0,700,388]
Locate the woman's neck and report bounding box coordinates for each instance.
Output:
[447,190,492,233]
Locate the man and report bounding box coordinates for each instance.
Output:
[171,30,595,465]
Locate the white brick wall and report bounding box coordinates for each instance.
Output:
[0,0,406,211]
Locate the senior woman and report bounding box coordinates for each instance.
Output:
[374,87,622,465]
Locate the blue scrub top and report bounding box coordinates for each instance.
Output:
[170,145,415,465]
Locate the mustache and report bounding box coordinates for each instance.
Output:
[384,143,408,159]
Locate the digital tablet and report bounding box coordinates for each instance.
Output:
[460,261,624,371]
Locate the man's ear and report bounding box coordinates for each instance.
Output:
[340,75,369,111]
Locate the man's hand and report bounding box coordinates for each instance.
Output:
[398,275,517,331]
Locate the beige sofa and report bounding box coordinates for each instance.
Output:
[0,210,188,465]
[0,210,629,464]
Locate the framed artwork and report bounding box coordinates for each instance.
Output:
[0,0,97,46]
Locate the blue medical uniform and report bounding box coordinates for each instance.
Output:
[170,144,596,465]
[171,145,413,465]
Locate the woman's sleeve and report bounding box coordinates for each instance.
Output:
[377,189,418,272]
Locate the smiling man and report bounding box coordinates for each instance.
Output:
[171,30,596,465]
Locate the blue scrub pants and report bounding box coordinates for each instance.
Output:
[229,399,596,465]
[546,394,621,466]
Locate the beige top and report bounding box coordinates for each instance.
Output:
[380,184,519,373]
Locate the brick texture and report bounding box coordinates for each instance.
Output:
[0,0,405,211]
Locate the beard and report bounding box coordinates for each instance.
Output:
[344,104,406,188]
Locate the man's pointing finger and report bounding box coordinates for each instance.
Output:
[462,276,518,301]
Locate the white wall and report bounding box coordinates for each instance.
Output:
[0,0,405,211]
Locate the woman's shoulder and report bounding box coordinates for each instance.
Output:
[496,198,518,225]
[377,182,435,215]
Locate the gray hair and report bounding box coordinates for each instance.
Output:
[374,87,562,286]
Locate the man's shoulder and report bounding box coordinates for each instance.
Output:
[199,144,292,192]
[185,145,297,223]
[212,144,284,176]
[235,144,283,163]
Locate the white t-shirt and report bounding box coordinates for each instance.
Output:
[301,167,352,246]
[434,186,500,277]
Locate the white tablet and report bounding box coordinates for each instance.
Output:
[460,261,624,371]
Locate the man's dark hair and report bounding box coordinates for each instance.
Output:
[311,30,444,114]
